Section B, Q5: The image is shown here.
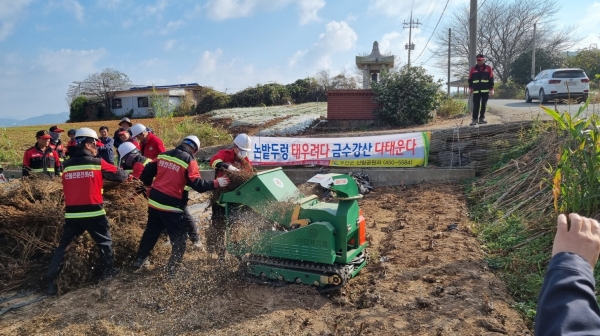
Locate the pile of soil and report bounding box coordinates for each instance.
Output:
[0,177,170,294]
[0,182,530,335]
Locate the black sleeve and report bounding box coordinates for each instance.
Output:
[140,160,158,187]
[22,166,30,177]
[534,252,600,335]
[215,162,230,170]
[185,171,216,193]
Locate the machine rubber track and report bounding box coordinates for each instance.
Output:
[242,251,366,294]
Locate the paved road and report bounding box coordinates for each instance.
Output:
[486,98,593,123]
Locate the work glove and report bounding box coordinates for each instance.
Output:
[227,165,240,173]
[127,174,134,182]
[216,176,230,187]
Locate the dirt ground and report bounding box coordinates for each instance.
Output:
[0,183,530,335]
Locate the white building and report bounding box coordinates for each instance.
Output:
[110,83,203,117]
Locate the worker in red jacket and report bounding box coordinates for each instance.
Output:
[22,130,62,178]
[44,128,128,295]
[117,142,151,178]
[48,125,66,169]
[207,133,253,255]
[468,53,495,126]
[65,129,78,159]
[133,135,229,275]
[131,123,165,160]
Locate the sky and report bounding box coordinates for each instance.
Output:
[0,0,598,119]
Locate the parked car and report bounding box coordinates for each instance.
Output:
[525,68,590,103]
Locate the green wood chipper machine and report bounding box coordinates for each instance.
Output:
[219,168,368,293]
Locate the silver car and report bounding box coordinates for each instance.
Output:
[525,68,590,103]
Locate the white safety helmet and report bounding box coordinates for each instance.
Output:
[182,135,200,152]
[233,133,252,151]
[75,127,99,140]
[118,142,138,157]
[130,124,147,138]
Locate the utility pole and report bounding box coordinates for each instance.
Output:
[531,22,537,79]
[469,0,477,67]
[403,12,421,66]
[448,28,451,95]
[468,0,477,113]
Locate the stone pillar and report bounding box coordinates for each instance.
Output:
[363,65,370,89]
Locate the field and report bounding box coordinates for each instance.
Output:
[0,117,231,168]
[0,183,530,335]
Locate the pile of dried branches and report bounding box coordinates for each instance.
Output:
[0,176,169,293]
[469,127,562,229]
[209,160,255,205]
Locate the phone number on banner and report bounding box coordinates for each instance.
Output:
[330,158,424,167]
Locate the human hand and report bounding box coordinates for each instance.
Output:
[552,213,600,269]
[490,89,494,96]
[469,88,473,94]
[216,177,230,187]
[227,165,240,173]
[127,174,134,182]
[146,187,152,198]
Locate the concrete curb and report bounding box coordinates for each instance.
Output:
[4,167,475,187]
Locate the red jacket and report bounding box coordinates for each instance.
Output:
[121,153,151,179]
[141,145,216,212]
[209,149,251,178]
[65,139,78,158]
[62,149,128,219]
[49,139,66,162]
[468,64,494,94]
[140,133,165,160]
[22,144,61,177]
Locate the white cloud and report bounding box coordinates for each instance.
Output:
[574,2,600,49]
[205,0,324,25]
[0,0,34,41]
[121,18,133,29]
[164,39,176,51]
[297,0,325,25]
[145,0,168,16]
[379,31,402,54]
[288,20,357,69]
[184,4,203,19]
[96,0,122,10]
[0,48,107,117]
[160,20,184,35]
[60,0,85,23]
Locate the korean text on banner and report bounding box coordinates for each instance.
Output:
[250,132,430,167]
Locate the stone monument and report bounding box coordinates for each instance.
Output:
[355,41,395,89]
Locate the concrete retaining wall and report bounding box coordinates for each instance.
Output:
[4,167,475,187]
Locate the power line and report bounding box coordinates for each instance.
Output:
[413,0,452,63]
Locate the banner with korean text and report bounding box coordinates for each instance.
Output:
[250,132,430,167]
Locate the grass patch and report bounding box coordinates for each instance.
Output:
[437,98,467,118]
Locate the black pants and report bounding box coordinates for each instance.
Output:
[207,203,226,254]
[184,207,200,242]
[45,216,114,284]
[472,93,489,120]
[136,207,187,273]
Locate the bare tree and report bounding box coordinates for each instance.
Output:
[432,0,580,84]
[66,68,132,113]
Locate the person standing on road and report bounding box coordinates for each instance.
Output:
[48,126,66,170]
[468,54,494,126]
[22,130,61,178]
[133,136,229,275]
[98,126,115,165]
[44,128,128,295]
[113,117,133,149]
[130,123,165,160]
[208,133,253,256]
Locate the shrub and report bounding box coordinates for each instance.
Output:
[69,96,88,122]
[371,66,442,126]
[437,97,467,118]
[495,81,525,99]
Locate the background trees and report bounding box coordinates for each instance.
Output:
[371,66,442,126]
[66,68,131,117]
[510,49,566,86]
[434,0,579,84]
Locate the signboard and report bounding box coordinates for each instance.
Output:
[250,132,430,167]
